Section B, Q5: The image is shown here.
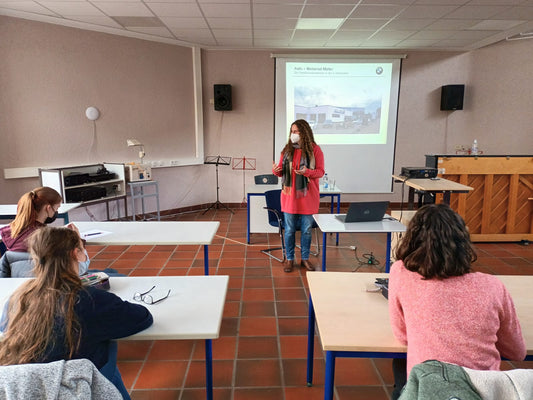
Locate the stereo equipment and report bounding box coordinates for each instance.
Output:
[401,167,438,179]
[125,164,152,182]
[64,173,90,187]
[89,172,116,182]
[440,84,464,110]
[66,186,107,202]
[214,84,232,111]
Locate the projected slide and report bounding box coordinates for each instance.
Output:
[287,62,392,145]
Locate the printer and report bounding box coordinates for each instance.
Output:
[125,163,152,182]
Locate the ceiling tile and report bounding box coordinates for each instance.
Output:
[340,18,389,30]
[208,17,250,29]
[492,6,533,20]
[300,4,355,18]
[253,29,293,39]
[113,16,163,26]
[350,4,407,19]
[424,18,480,30]
[127,26,173,37]
[39,2,103,16]
[252,3,303,18]
[444,5,509,19]
[0,1,57,15]
[211,28,251,38]
[92,2,153,17]
[159,16,207,28]
[469,19,524,30]
[252,17,297,29]
[409,30,454,39]
[146,2,202,17]
[200,3,250,18]
[398,5,459,19]
[396,38,441,47]
[66,14,123,27]
[382,18,435,30]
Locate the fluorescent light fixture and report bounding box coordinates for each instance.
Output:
[127,138,145,163]
[296,18,344,30]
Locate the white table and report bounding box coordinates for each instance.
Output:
[247,183,342,244]
[73,221,220,275]
[0,203,81,223]
[306,272,533,400]
[0,275,228,400]
[313,213,406,273]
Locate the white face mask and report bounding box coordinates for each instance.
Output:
[290,133,300,144]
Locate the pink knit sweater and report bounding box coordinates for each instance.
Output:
[389,260,526,375]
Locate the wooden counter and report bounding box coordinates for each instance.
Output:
[426,155,533,242]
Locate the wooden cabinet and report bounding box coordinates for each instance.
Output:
[39,163,127,220]
[426,155,533,242]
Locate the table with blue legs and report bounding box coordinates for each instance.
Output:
[73,221,220,275]
[247,184,341,244]
[0,275,228,400]
[312,213,406,273]
[306,272,533,400]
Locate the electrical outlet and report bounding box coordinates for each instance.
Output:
[170,160,180,166]
[350,245,356,250]
[455,145,463,150]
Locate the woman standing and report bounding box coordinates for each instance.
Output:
[0,227,153,399]
[272,119,324,273]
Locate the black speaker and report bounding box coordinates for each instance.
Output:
[440,84,464,110]
[214,84,232,111]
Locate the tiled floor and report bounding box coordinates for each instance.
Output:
[86,207,533,400]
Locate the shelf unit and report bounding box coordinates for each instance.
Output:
[39,163,127,221]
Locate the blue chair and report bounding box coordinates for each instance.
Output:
[261,189,319,262]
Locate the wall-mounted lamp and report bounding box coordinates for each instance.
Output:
[127,138,145,163]
[85,106,100,121]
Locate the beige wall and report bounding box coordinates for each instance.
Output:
[1,16,532,218]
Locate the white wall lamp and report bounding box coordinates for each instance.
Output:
[127,138,145,163]
[85,106,100,121]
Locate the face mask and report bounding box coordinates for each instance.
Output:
[78,249,91,276]
[44,211,58,224]
[290,133,300,144]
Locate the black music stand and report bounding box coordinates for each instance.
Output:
[203,155,233,214]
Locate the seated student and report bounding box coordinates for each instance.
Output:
[0,227,153,399]
[388,203,526,399]
[0,187,91,275]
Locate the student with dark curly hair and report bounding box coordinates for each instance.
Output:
[388,203,525,399]
[272,119,324,273]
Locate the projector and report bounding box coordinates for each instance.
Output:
[125,163,152,182]
[401,167,438,179]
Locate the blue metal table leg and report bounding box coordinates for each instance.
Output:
[322,231,327,271]
[204,245,209,275]
[385,232,391,273]
[335,194,340,245]
[205,339,213,400]
[306,295,315,386]
[324,351,336,400]
[247,193,251,244]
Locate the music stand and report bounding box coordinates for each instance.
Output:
[232,156,256,205]
[203,155,233,214]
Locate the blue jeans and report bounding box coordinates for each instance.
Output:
[99,341,131,400]
[283,213,314,261]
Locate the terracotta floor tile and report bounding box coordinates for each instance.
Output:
[244,267,271,276]
[284,386,326,400]
[117,361,143,389]
[233,388,284,400]
[273,276,304,288]
[334,358,381,386]
[118,341,152,361]
[234,359,282,387]
[185,360,234,388]
[130,268,162,276]
[241,301,276,317]
[226,288,243,302]
[278,317,309,336]
[180,388,233,400]
[336,385,390,400]
[239,317,278,336]
[218,267,245,277]
[237,336,279,359]
[164,259,193,268]
[111,259,141,269]
[131,389,183,400]
[243,277,273,289]
[242,288,274,301]
[219,258,245,268]
[192,337,238,360]
[282,358,325,386]
[223,301,241,318]
[275,288,308,301]
[120,252,148,260]
[279,335,321,359]
[148,340,194,360]
[159,268,189,276]
[128,245,155,252]
[135,360,188,389]
[220,318,239,336]
[276,301,309,317]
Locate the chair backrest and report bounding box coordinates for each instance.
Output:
[264,189,283,228]
[0,251,34,278]
[255,174,278,185]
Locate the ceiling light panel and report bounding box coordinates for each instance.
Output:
[296,18,343,29]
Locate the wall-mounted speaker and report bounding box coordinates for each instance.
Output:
[214,84,232,111]
[440,84,464,110]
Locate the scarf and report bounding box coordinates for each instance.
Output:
[281,146,315,199]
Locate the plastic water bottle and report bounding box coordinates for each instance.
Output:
[323,173,329,189]
[471,139,478,155]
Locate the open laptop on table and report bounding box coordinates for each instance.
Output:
[335,201,390,223]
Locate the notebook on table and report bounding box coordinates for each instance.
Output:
[335,201,390,223]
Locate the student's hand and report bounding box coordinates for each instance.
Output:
[272,162,282,174]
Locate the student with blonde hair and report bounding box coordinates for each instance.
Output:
[0,227,153,399]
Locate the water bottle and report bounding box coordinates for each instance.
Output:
[323,173,329,189]
[471,139,478,155]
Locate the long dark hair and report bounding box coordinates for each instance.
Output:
[282,119,317,161]
[10,187,62,238]
[0,227,83,365]
[394,204,477,279]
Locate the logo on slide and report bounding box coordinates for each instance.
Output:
[376,67,383,75]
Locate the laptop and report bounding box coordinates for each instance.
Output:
[335,201,390,223]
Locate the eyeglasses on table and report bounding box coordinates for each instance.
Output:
[133,285,171,305]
